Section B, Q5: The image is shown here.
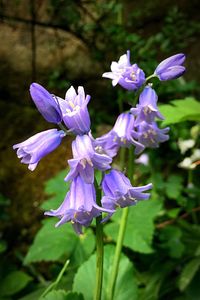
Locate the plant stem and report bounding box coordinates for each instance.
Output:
[108,207,129,300]
[108,148,134,300]
[145,74,157,82]
[40,259,69,298]
[94,178,104,300]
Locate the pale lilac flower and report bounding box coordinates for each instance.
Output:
[45,175,113,234]
[92,131,120,159]
[102,51,145,90]
[30,83,62,124]
[65,134,112,183]
[57,86,91,135]
[131,86,164,125]
[101,169,152,217]
[135,121,169,149]
[154,53,186,81]
[13,129,65,171]
[111,113,144,154]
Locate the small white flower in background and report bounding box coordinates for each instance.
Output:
[178,139,195,154]
[178,149,200,169]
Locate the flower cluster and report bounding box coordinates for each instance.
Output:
[13,51,185,234]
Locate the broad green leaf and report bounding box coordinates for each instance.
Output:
[65,292,84,300]
[104,199,161,253]
[19,288,45,300]
[24,219,95,264]
[41,170,70,210]
[159,97,200,126]
[159,226,185,258]
[179,258,200,291]
[165,175,183,200]
[0,271,32,296]
[42,290,67,300]
[73,245,138,300]
[41,290,83,300]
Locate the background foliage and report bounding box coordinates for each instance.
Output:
[0,0,200,299]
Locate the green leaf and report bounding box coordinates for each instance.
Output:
[160,226,185,258]
[165,175,183,200]
[19,288,45,300]
[0,271,32,296]
[104,199,162,253]
[24,219,95,264]
[159,97,200,126]
[42,290,67,300]
[65,292,84,300]
[73,245,138,300]
[179,258,200,291]
[41,170,70,210]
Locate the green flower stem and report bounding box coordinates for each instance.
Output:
[94,178,104,300]
[108,148,134,300]
[120,147,126,170]
[40,259,69,298]
[145,74,157,83]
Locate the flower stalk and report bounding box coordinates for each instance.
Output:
[94,177,104,300]
[108,147,134,300]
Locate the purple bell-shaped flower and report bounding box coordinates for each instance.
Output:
[154,53,186,81]
[45,175,113,234]
[13,129,65,171]
[102,51,145,91]
[30,83,62,124]
[101,169,152,218]
[65,134,112,184]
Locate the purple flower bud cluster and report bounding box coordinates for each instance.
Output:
[13,50,185,234]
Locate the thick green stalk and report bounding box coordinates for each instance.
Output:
[94,178,104,300]
[108,148,134,300]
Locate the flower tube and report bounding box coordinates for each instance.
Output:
[13,129,65,171]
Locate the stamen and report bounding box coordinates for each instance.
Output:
[68,100,75,109]
[143,132,148,138]
[80,158,87,168]
[130,71,136,81]
[87,158,94,167]
[120,137,127,144]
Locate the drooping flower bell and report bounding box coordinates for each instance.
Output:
[13,129,65,171]
[65,134,112,184]
[101,169,152,217]
[57,86,91,135]
[131,86,164,125]
[45,175,113,234]
[30,83,62,124]
[99,113,144,154]
[92,131,120,159]
[135,121,169,149]
[154,53,186,81]
[102,51,145,91]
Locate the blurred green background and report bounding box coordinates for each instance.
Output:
[0,1,200,299]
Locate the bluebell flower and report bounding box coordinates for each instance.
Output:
[92,131,120,159]
[30,83,62,124]
[154,53,186,81]
[131,86,164,125]
[102,51,145,90]
[57,86,91,135]
[99,113,144,155]
[65,134,112,183]
[101,169,152,217]
[45,175,113,234]
[13,129,65,171]
[135,121,169,149]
